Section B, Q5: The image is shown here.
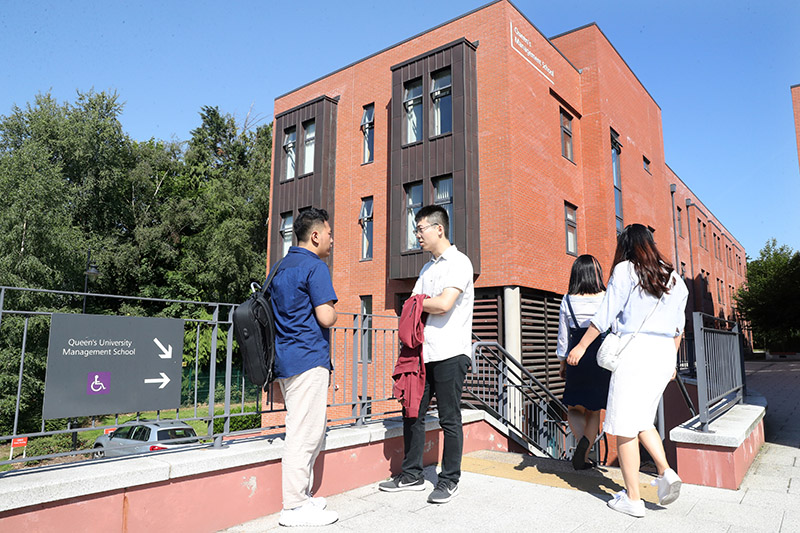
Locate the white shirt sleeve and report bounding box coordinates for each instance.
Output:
[591,261,634,333]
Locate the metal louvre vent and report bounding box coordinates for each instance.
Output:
[520,291,564,398]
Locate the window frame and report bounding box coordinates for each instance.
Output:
[361,104,375,164]
[564,202,577,256]
[432,175,454,242]
[430,68,452,137]
[280,212,294,257]
[403,79,423,145]
[359,197,374,261]
[560,108,574,162]
[282,127,297,182]
[301,120,315,176]
[404,181,423,251]
[611,129,623,234]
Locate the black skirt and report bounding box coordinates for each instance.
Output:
[562,326,612,411]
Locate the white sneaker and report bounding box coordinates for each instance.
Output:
[652,468,682,505]
[279,501,338,527]
[607,490,645,518]
[309,496,327,509]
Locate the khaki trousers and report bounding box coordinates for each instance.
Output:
[278,366,330,509]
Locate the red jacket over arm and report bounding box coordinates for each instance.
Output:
[392,294,427,418]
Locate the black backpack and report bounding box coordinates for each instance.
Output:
[233,259,284,390]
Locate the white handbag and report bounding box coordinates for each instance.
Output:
[596,292,663,372]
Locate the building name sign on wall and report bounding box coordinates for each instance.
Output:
[511,23,554,84]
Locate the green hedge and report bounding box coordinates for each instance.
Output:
[212,406,261,434]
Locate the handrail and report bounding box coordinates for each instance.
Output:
[471,341,569,415]
[467,340,598,462]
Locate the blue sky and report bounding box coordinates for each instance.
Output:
[2,0,799,257]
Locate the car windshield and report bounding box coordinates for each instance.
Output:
[157,428,197,441]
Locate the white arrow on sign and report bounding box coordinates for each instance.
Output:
[153,337,172,359]
[144,372,170,389]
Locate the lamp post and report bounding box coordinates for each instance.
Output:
[82,248,101,314]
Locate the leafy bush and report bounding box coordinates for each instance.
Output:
[212,405,261,434]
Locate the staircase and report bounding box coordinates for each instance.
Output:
[465,340,606,464]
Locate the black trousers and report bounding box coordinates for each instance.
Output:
[401,354,470,483]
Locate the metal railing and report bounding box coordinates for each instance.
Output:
[467,341,604,463]
[0,286,400,468]
[692,312,745,431]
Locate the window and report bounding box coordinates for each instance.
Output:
[359,197,374,260]
[676,207,683,237]
[565,203,577,256]
[560,109,573,161]
[301,120,315,175]
[433,176,453,242]
[431,69,452,136]
[282,127,297,181]
[405,182,423,250]
[717,278,724,304]
[280,212,293,257]
[611,129,623,234]
[360,296,373,363]
[643,156,651,173]
[680,262,686,278]
[713,232,719,258]
[361,104,375,164]
[697,219,702,247]
[403,79,423,144]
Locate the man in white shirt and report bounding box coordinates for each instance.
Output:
[378,205,474,504]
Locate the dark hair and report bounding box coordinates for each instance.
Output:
[294,207,329,242]
[568,255,606,295]
[612,223,674,297]
[414,205,449,238]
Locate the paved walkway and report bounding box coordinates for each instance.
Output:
[221,360,800,532]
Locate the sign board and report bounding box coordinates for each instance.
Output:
[11,437,28,448]
[42,313,185,419]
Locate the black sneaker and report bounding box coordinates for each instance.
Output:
[427,480,459,504]
[378,473,425,492]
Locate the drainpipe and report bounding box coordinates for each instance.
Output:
[669,185,680,270]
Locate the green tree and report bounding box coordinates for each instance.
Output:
[735,239,800,351]
[0,93,272,434]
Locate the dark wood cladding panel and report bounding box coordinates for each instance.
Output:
[389,38,480,280]
[270,96,338,267]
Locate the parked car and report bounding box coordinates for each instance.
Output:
[93,420,199,458]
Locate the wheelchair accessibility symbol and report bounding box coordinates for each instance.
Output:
[87,372,111,395]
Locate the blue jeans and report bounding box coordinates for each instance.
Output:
[401,354,470,484]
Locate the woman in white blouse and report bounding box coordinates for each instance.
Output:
[568,224,689,518]
[556,255,611,470]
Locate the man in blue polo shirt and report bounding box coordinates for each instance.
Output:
[270,208,339,527]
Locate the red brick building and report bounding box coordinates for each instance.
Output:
[267,0,747,395]
[792,84,800,173]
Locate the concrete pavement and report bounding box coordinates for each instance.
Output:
[221,360,800,532]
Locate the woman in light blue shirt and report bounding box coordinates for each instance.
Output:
[568,224,688,518]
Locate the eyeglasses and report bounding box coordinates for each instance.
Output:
[413,223,439,236]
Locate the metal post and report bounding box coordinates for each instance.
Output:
[12,318,29,436]
[360,314,369,425]
[223,306,234,436]
[351,314,360,423]
[693,312,710,431]
[209,305,220,447]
